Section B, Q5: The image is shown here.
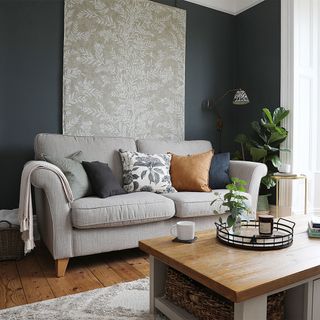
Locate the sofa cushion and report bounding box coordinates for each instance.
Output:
[82,161,126,198]
[136,139,212,155]
[42,151,92,199]
[119,150,175,193]
[71,192,175,229]
[34,134,136,184]
[169,150,213,192]
[209,152,232,189]
[163,191,252,218]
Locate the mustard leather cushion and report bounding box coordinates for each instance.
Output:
[169,150,214,192]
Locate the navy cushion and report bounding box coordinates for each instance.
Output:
[209,153,231,189]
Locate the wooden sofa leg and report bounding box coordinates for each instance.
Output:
[55,258,69,277]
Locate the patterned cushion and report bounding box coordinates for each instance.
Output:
[119,150,176,194]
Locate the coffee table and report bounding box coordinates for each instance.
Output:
[139,215,320,320]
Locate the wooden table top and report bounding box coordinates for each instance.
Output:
[139,215,320,303]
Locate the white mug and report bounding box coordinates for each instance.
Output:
[279,163,291,173]
[170,221,195,241]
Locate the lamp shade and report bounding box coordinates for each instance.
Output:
[232,89,250,105]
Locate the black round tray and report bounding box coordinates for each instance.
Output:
[215,218,295,250]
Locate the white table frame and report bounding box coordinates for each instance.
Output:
[149,256,320,320]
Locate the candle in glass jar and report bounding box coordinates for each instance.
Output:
[259,215,273,236]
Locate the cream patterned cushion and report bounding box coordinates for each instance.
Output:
[119,150,176,194]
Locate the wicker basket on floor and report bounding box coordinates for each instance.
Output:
[165,267,285,320]
[0,220,24,261]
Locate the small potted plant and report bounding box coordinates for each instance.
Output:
[211,177,251,234]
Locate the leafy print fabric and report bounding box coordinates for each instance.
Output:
[63,0,186,139]
[119,150,176,194]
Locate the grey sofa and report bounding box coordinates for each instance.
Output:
[31,134,267,277]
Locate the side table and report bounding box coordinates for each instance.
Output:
[272,174,307,217]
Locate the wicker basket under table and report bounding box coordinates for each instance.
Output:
[0,220,24,261]
[165,267,285,320]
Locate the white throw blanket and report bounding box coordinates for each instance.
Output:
[19,161,74,254]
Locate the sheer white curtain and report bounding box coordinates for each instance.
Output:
[281,0,320,215]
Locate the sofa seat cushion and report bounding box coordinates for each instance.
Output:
[71,192,175,229]
[163,191,252,218]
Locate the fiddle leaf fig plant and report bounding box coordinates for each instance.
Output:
[234,107,290,190]
[211,177,251,227]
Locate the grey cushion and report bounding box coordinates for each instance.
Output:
[136,139,212,155]
[34,134,137,184]
[71,192,175,229]
[42,152,91,199]
[163,191,252,218]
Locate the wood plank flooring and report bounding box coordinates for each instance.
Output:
[0,242,149,310]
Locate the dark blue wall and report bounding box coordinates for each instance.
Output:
[0,0,63,209]
[233,0,281,149]
[0,0,279,209]
[154,0,236,148]
[235,0,281,203]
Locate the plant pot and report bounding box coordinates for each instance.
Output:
[257,194,271,212]
[232,215,242,235]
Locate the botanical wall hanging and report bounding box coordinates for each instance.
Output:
[63,0,186,139]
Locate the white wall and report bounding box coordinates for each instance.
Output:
[292,0,320,214]
[281,0,320,215]
[185,0,265,15]
[236,0,265,14]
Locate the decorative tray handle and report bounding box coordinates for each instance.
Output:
[277,218,296,228]
[214,219,294,250]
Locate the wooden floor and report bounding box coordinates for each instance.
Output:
[0,242,149,310]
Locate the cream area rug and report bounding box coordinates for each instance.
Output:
[0,278,166,320]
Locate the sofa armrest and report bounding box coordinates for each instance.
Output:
[229,160,268,214]
[31,168,73,259]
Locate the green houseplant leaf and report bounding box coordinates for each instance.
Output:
[234,107,290,191]
[211,177,251,228]
[227,215,236,227]
[234,134,247,144]
[234,134,248,160]
[262,175,276,189]
[264,145,279,152]
[268,155,281,168]
[251,121,268,143]
[273,107,290,125]
[250,147,268,161]
[269,131,287,144]
[262,108,274,124]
